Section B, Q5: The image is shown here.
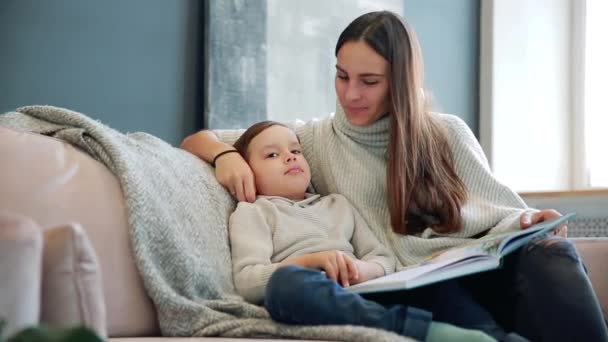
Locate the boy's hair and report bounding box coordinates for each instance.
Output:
[233,121,295,160]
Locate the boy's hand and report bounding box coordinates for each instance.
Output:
[282,250,359,287]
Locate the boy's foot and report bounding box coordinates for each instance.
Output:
[426,321,497,342]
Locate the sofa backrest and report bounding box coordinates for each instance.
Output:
[0,126,159,337]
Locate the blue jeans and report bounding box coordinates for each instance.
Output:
[264,265,433,340]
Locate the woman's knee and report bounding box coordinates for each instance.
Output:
[518,236,582,278]
[523,235,579,261]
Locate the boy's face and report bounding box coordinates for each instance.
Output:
[247,125,311,200]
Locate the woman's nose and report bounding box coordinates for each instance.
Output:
[345,82,361,101]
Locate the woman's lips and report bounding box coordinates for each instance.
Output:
[345,106,368,115]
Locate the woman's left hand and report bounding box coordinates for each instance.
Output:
[520,209,568,237]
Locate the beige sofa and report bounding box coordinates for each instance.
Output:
[0,125,606,340]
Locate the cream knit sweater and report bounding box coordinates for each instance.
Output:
[229,193,395,304]
[216,105,534,268]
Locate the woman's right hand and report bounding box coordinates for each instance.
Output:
[180,130,257,203]
[214,151,257,202]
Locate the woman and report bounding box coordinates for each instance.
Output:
[182,11,607,342]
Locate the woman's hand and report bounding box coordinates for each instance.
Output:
[180,130,257,202]
[214,152,256,202]
[281,251,359,287]
[520,209,568,237]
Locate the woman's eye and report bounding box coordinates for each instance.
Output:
[363,80,379,86]
[336,74,348,80]
[266,152,279,158]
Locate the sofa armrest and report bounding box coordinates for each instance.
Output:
[572,238,608,317]
[0,126,159,337]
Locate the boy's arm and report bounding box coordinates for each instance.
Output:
[348,200,396,282]
[229,202,280,304]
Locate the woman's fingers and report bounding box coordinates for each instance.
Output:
[214,153,257,202]
[243,173,256,202]
[234,181,246,202]
[520,209,562,229]
[554,224,568,237]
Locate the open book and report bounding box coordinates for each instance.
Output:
[347,213,575,294]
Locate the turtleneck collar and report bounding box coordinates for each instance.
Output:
[332,103,390,148]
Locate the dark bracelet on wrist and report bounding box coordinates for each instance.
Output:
[212,149,240,167]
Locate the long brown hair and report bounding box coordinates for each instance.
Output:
[336,11,467,235]
[233,121,291,160]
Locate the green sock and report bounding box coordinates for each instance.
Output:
[425,321,497,342]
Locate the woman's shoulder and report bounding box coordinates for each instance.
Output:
[288,115,333,136]
[433,112,477,142]
[434,112,469,131]
[432,112,490,167]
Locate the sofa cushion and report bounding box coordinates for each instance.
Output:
[0,213,42,338]
[0,126,159,337]
[573,238,608,317]
[41,223,106,337]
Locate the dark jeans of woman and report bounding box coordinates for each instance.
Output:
[449,235,607,342]
[264,236,607,342]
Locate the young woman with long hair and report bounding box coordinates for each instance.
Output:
[182,11,607,342]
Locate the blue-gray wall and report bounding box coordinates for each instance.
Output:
[0,1,479,142]
[405,0,480,134]
[0,0,201,146]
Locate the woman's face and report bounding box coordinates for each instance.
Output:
[335,40,390,127]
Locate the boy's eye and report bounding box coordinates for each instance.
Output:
[265,152,279,159]
[291,149,301,154]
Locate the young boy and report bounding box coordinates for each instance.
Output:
[225,121,495,342]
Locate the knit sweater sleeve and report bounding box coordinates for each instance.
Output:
[228,202,280,304]
[439,114,538,236]
[346,198,395,275]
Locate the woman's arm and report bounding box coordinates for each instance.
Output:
[181,130,256,202]
[180,130,233,163]
[439,114,566,236]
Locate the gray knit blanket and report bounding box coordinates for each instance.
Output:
[0,106,411,341]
